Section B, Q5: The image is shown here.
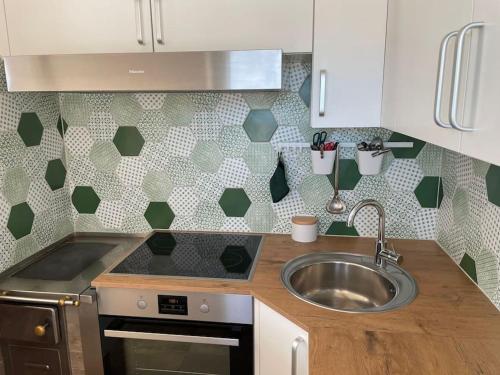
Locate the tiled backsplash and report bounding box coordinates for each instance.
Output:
[437,150,500,307]
[0,59,498,309]
[0,62,72,271]
[60,61,441,239]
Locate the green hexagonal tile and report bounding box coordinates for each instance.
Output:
[110,94,143,127]
[459,253,477,282]
[326,221,359,236]
[486,164,500,207]
[7,202,34,239]
[299,75,311,108]
[56,115,68,138]
[192,141,223,173]
[243,110,278,142]
[18,112,44,146]
[72,186,101,214]
[414,176,441,208]
[142,171,173,201]
[388,132,426,159]
[162,94,196,126]
[45,159,66,191]
[219,189,252,217]
[113,126,145,156]
[144,202,175,229]
[328,159,362,190]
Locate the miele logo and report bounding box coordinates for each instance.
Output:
[128,69,145,74]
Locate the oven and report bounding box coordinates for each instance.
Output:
[97,288,254,375]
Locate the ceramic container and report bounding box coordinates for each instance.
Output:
[291,215,318,243]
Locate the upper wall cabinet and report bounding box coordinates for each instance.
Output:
[383,0,500,165]
[151,0,313,53]
[459,0,500,166]
[4,0,154,55]
[382,0,473,152]
[0,0,9,57]
[310,0,387,128]
[3,0,312,56]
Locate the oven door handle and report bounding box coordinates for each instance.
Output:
[104,329,239,347]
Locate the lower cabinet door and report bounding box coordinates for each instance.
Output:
[255,300,308,375]
[6,346,62,375]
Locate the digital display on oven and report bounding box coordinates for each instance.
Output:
[158,295,188,315]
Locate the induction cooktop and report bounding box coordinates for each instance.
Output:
[110,232,263,280]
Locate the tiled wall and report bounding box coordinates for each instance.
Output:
[0,60,73,273]
[437,150,500,308]
[60,61,442,239]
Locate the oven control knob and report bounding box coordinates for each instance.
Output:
[200,303,210,313]
[137,299,148,310]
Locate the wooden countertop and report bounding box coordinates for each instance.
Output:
[93,234,500,374]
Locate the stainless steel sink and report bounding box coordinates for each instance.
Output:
[281,253,417,313]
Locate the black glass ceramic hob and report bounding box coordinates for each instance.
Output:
[110,232,263,280]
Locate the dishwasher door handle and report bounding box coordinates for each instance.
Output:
[104,329,239,347]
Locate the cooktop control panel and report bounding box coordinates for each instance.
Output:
[158,295,188,315]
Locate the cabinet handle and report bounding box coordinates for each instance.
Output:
[449,22,485,132]
[154,0,164,44]
[319,70,326,117]
[434,31,458,128]
[292,336,306,375]
[134,0,144,45]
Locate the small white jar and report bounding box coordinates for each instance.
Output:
[291,215,318,243]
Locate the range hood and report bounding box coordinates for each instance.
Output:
[3,50,282,92]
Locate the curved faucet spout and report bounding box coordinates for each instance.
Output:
[347,199,401,267]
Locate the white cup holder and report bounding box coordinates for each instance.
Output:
[311,150,336,175]
[356,149,384,175]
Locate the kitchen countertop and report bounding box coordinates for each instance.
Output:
[93,234,500,374]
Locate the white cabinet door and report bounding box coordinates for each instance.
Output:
[151,0,313,53]
[0,0,9,57]
[382,0,473,151]
[459,0,500,165]
[4,0,153,55]
[310,0,387,128]
[255,301,308,375]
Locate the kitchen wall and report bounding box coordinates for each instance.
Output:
[437,150,500,308]
[0,60,73,272]
[60,60,441,241]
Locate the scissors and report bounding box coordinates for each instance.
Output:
[312,131,327,148]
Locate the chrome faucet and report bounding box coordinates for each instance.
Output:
[346,199,403,267]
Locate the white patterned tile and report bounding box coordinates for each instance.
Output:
[96,201,124,229]
[216,94,250,126]
[385,159,424,192]
[64,127,93,157]
[217,158,250,188]
[116,157,147,186]
[413,208,437,240]
[271,190,305,220]
[168,187,199,216]
[165,126,197,157]
[135,93,167,110]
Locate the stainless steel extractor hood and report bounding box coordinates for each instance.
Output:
[3,49,282,92]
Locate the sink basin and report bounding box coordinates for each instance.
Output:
[281,253,417,313]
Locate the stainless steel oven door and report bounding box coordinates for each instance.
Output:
[99,316,253,375]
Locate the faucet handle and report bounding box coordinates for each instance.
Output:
[379,243,403,265]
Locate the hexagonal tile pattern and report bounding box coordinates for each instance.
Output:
[64,127,93,157]
[192,141,223,173]
[2,166,31,205]
[162,94,196,126]
[144,202,175,229]
[216,94,250,126]
[299,75,311,108]
[168,187,199,216]
[326,221,359,236]
[113,126,145,156]
[165,126,197,157]
[414,176,441,208]
[44,159,66,191]
[110,94,143,127]
[243,110,278,142]
[328,159,362,191]
[459,253,477,282]
[243,143,275,175]
[56,116,68,137]
[486,164,500,207]
[18,113,44,147]
[385,159,423,192]
[217,158,250,188]
[219,189,251,217]
[7,202,34,239]
[242,92,278,110]
[72,186,100,214]
[89,141,121,172]
[60,93,90,128]
[270,93,308,127]
[388,132,426,159]
[142,170,173,201]
[218,126,251,158]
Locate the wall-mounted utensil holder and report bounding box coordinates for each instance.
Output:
[311,150,336,175]
[356,149,384,175]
